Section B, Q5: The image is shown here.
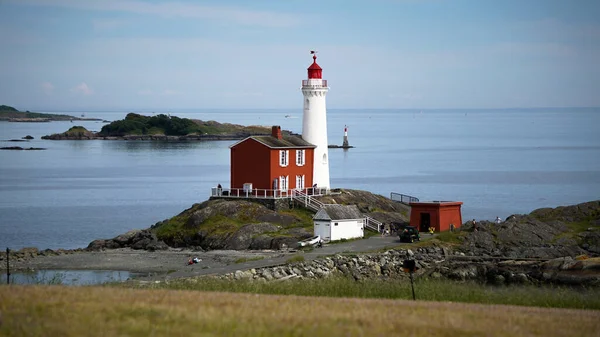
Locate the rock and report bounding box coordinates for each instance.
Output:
[224,223,279,250]
[22,135,34,139]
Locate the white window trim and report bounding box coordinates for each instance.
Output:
[279,175,288,191]
[295,175,305,190]
[296,149,305,166]
[280,150,289,167]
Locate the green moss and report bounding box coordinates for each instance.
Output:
[285,255,305,264]
[434,231,466,245]
[554,220,596,243]
[234,257,265,264]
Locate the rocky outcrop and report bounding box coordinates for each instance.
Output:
[457,201,600,259]
[217,247,600,287]
[0,146,46,150]
[151,199,313,250]
[315,189,410,224]
[86,229,169,251]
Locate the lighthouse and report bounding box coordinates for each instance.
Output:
[302,52,330,190]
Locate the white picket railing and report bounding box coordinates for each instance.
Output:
[211,187,328,199]
[365,216,383,233]
[292,190,325,212]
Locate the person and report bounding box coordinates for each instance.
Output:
[217,183,222,196]
[472,219,478,232]
[193,257,201,264]
[450,223,455,232]
[495,216,502,224]
[317,239,323,248]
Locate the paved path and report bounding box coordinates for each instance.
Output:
[156,234,434,281]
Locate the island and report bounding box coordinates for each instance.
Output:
[42,112,299,140]
[0,105,102,122]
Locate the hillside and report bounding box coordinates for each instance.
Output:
[0,105,101,122]
[86,189,410,251]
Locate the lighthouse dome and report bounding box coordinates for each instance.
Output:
[307,55,322,79]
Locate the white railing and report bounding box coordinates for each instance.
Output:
[211,187,328,200]
[292,190,326,212]
[301,79,328,87]
[365,216,383,233]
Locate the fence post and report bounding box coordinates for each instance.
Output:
[6,247,9,285]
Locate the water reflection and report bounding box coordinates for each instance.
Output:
[105,140,234,152]
[1,270,142,286]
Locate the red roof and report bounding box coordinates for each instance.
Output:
[307,55,322,79]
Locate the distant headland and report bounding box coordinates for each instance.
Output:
[42,112,299,140]
[0,105,103,122]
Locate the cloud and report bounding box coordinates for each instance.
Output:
[11,0,301,28]
[71,82,93,95]
[41,82,54,95]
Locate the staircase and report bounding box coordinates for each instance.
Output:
[365,216,383,233]
[292,190,325,212]
[292,191,384,233]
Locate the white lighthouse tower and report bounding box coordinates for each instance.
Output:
[302,52,330,190]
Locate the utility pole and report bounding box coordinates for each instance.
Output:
[6,247,10,285]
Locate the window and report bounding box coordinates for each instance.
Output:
[334,222,338,226]
[296,149,305,166]
[279,176,288,191]
[279,150,289,167]
[305,98,310,109]
[295,175,305,190]
[322,153,327,164]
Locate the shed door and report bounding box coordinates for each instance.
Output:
[419,213,430,232]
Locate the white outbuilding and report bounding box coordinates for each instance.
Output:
[313,204,365,242]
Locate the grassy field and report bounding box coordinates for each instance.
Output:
[128,276,600,310]
[1,285,598,337]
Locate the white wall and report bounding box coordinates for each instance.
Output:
[314,220,331,242]
[330,219,364,241]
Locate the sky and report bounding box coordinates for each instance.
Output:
[0,0,599,111]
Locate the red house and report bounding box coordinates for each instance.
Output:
[409,201,463,233]
[228,126,316,197]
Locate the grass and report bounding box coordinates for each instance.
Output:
[1,284,598,337]
[154,202,317,244]
[553,220,597,243]
[285,255,305,264]
[128,276,600,311]
[433,230,467,245]
[234,256,265,264]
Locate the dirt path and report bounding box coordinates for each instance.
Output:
[13,235,415,281]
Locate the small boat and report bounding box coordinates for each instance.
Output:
[298,235,321,247]
[285,115,292,118]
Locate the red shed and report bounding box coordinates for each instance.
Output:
[230,126,315,196]
[409,201,463,232]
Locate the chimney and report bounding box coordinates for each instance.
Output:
[271,125,282,140]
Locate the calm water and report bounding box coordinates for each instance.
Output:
[1,108,599,250]
[1,269,139,285]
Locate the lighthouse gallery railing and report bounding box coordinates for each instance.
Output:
[301,80,327,87]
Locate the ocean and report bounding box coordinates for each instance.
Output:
[1,108,599,250]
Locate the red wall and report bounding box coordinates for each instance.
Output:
[409,202,463,232]
[231,138,315,191]
[269,148,314,189]
[231,138,271,189]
